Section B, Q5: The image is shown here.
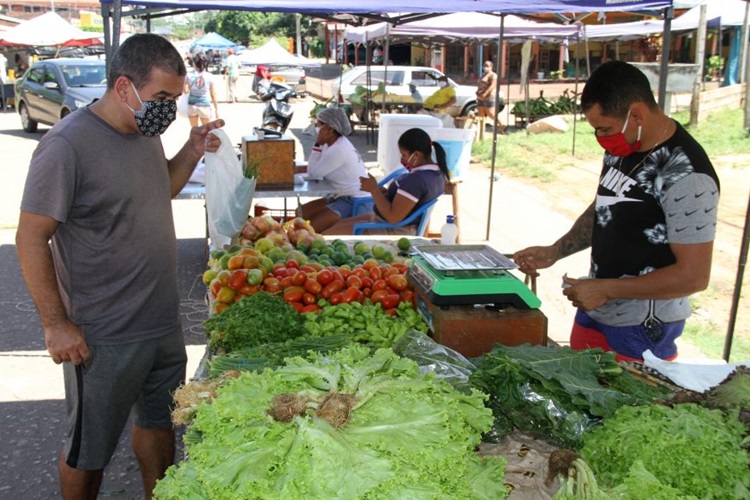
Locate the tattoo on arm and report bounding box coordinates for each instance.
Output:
[555,202,595,258]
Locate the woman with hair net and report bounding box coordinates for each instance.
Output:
[297,107,373,232]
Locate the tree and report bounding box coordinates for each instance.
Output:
[203,12,303,46]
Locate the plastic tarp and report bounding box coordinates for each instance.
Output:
[672,0,747,29]
[237,38,320,67]
[190,31,238,51]
[0,12,102,47]
[101,0,672,15]
[345,13,579,43]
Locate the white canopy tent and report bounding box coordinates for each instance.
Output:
[0,12,102,47]
[237,38,320,67]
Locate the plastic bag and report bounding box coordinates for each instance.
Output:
[205,129,256,250]
[177,93,189,118]
[391,329,477,393]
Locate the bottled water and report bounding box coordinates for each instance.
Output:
[440,215,458,245]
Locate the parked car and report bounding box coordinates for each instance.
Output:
[331,65,477,117]
[241,64,306,96]
[15,58,107,133]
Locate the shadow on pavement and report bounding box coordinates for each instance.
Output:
[0,128,46,141]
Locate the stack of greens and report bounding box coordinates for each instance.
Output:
[470,344,670,448]
[155,346,509,499]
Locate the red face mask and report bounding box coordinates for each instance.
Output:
[596,111,642,157]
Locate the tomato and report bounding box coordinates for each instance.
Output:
[361,277,374,289]
[228,269,249,291]
[286,259,299,269]
[216,286,236,304]
[329,292,344,305]
[292,271,308,287]
[342,286,360,304]
[209,279,223,298]
[339,268,352,280]
[273,269,287,279]
[227,254,245,270]
[290,301,305,313]
[320,279,345,299]
[301,304,321,313]
[371,290,388,304]
[299,265,316,273]
[355,290,365,303]
[372,279,388,292]
[237,284,254,296]
[303,278,322,295]
[307,262,324,271]
[362,258,379,270]
[272,263,286,274]
[283,289,304,303]
[352,268,367,280]
[400,289,414,304]
[303,292,317,305]
[384,267,401,278]
[242,255,260,269]
[392,263,409,274]
[285,267,299,277]
[263,277,281,293]
[317,269,333,286]
[387,274,408,291]
[345,275,363,289]
[381,294,401,309]
[212,301,229,315]
[369,267,382,280]
[362,287,372,298]
[331,270,345,283]
[280,276,294,289]
[383,307,399,316]
[217,270,232,286]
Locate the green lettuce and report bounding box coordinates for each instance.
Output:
[155,346,508,499]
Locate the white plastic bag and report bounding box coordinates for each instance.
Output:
[205,129,256,249]
[177,93,189,118]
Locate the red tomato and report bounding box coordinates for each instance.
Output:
[400,289,414,303]
[301,304,321,313]
[362,287,372,298]
[286,267,299,277]
[392,263,409,274]
[286,259,299,269]
[320,279,345,299]
[361,277,374,289]
[292,271,308,286]
[381,294,401,309]
[369,267,382,280]
[303,292,317,305]
[228,269,249,291]
[384,267,401,278]
[341,286,359,303]
[383,307,399,316]
[362,259,379,270]
[273,269,288,279]
[387,274,408,291]
[371,290,388,304]
[331,270,345,283]
[299,265,316,274]
[283,289,304,303]
[372,279,388,292]
[346,275,363,289]
[304,278,322,295]
[290,301,305,313]
[272,263,286,274]
[317,269,333,286]
[355,290,365,303]
[329,292,344,305]
[280,276,294,289]
[352,268,367,280]
[307,262,324,271]
[263,277,281,293]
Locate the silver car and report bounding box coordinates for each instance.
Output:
[332,65,477,117]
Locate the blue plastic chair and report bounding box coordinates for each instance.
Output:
[352,196,440,237]
[351,167,408,216]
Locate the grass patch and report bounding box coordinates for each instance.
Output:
[682,320,750,363]
[472,107,749,181]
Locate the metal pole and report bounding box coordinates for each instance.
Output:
[740,0,749,83]
[723,190,750,361]
[658,7,674,111]
[296,14,302,56]
[485,15,504,241]
[690,4,708,127]
[573,30,581,157]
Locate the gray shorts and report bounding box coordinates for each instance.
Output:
[62,330,187,470]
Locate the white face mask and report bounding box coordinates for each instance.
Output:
[314,126,321,136]
[439,81,448,88]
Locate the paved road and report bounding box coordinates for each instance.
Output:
[0,90,594,498]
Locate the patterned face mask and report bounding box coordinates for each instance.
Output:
[127,81,177,137]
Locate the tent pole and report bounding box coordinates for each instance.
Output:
[572,30,581,157]
[101,1,112,74]
[723,190,750,362]
[658,6,674,111]
[485,14,505,242]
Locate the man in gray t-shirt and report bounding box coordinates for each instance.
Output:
[16,34,223,499]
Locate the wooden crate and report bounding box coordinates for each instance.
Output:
[242,135,296,189]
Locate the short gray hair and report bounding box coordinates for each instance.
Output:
[107,34,186,90]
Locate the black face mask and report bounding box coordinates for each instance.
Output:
[127,81,177,137]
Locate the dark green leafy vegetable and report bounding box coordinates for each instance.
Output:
[470,344,670,448]
[705,365,750,410]
[203,292,306,352]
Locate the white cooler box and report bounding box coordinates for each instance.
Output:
[430,128,475,181]
[378,114,442,174]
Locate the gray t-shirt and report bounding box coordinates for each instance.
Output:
[20,107,181,345]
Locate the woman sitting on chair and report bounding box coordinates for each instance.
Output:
[297,107,373,232]
[325,128,449,235]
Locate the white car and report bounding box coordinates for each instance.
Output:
[332,65,477,117]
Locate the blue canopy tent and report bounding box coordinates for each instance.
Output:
[190,31,238,51]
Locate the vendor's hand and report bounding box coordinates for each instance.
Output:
[561,275,609,311]
[359,174,379,194]
[513,245,559,277]
[189,118,225,156]
[45,320,90,365]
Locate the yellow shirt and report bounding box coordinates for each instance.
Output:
[423,85,456,113]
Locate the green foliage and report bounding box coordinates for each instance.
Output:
[154,346,509,499]
[202,12,310,47]
[581,403,750,498]
[680,320,750,363]
[673,107,748,155]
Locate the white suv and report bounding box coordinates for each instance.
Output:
[332,65,477,117]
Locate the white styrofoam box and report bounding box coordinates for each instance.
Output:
[377,114,442,174]
[430,127,475,181]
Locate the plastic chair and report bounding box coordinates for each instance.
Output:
[352,196,439,237]
[351,167,407,216]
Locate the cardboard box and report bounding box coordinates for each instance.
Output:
[416,290,548,358]
[242,135,295,189]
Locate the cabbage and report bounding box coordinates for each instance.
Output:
[155,346,508,499]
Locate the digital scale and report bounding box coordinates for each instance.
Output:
[406,245,547,357]
[407,245,541,309]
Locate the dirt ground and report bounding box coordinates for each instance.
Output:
[500,148,750,358]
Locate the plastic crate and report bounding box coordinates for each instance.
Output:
[254,205,296,222]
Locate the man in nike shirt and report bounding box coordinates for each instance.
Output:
[514,61,719,361]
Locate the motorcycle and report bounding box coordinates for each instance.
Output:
[255,78,296,134]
